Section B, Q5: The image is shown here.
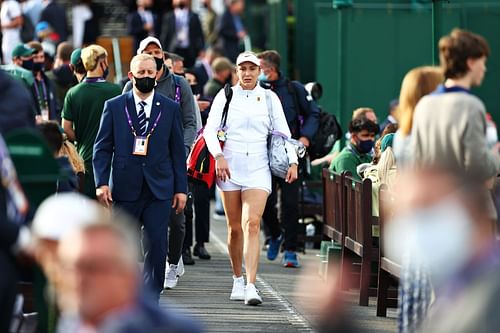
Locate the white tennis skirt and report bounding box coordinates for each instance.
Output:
[216,148,272,193]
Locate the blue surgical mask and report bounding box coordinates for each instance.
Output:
[357,139,374,154]
[384,195,473,287]
[258,72,269,82]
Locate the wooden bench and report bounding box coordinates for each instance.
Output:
[341,174,379,306]
[376,185,401,317]
[322,169,344,245]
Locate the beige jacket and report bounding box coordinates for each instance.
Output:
[410,92,499,181]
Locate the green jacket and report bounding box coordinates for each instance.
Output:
[329,142,372,180]
[0,64,34,88]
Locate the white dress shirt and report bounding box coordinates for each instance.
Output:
[132,89,154,129]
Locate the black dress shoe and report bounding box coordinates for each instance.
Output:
[182,248,195,265]
[194,243,211,260]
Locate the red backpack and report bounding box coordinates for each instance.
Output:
[187,84,232,188]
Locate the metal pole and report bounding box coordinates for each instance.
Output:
[432,0,444,65]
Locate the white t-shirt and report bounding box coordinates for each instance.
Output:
[1,0,22,45]
[72,4,93,48]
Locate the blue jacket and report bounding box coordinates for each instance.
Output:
[93,91,187,202]
[0,70,36,135]
[261,74,320,141]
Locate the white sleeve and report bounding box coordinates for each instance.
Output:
[203,89,226,157]
[269,91,298,165]
[9,2,22,19]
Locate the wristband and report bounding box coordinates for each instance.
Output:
[215,153,224,161]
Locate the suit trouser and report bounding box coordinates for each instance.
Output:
[114,182,170,296]
[262,175,300,251]
[168,206,186,265]
[184,182,210,250]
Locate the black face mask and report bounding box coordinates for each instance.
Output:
[100,62,109,79]
[32,62,44,72]
[154,57,164,71]
[190,84,201,96]
[134,76,156,93]
[177,2,186,9]
[21,59,34,71]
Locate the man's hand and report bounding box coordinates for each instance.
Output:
[299,136,310,148]
[285,164,298,184]
[197,100,210,112]
[96,185,113,207]
[172,193,187,214]
[237,30,247,39]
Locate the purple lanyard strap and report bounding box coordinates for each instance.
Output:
[175,84,181,104]
[84,77,106,83]
[33,79,48,107]
[125,105,162,137]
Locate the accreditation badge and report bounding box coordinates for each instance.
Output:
[133,136,149,156]
[41,108,49,122]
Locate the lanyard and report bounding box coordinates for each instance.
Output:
[174,84,181,103]
[124,105,162,137]
[33,79,48,108]
[84,77,106,83]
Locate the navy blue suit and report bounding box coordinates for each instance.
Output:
[93,90,187,296]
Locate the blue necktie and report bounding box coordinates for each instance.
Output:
[138,101,147,136]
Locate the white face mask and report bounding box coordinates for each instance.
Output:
[486,124,498,149]
[384,195,473,287]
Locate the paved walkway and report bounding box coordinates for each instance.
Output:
[160,217,397,333]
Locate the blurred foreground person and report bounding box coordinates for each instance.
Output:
[57,220,202,333]
[31,193,104,332]
[385,169,500,333]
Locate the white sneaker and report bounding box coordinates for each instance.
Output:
[164,264,179,289]
[230,275,245,301]
[244,283,262,306]
[177,257,185,277]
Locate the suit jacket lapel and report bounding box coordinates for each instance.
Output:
[147,93,161,133]
[126,91,141,134]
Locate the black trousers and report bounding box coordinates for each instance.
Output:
[184,181,210,249]
[168,206,186,265]
[114,182,170,297]
[262,175,300,251]
[0,252,17,333]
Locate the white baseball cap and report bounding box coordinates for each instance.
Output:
[137,36,163,55]
[236,51,260,66]
[32,193,103,241]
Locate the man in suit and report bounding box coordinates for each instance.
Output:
[57,220,202,333]
[216,0,246,63]
[126,0,156,53]
[160,0,205,68]
[93,54,187,298]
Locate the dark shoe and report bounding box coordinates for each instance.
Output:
[182,247,195,265]
[194,243,211,260]
[267,234,283,261]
